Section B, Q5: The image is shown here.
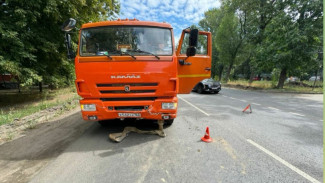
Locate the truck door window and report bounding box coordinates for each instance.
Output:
[180,33,208,55]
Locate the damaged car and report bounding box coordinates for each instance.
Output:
[193,78,221,94]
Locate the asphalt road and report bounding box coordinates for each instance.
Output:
[30,88,323,183]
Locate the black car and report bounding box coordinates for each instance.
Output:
[193,78,221,94]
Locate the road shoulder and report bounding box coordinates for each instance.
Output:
[0,108,92,183]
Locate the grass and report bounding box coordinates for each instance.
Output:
[6,131,14,140]
[226,80,323,93]
[227,80,273,89]
[26,120,37,129]
[0,87,76,107]
[0,87,80,126]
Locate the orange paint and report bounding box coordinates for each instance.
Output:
[74,19,211,121]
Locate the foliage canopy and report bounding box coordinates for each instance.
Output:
[0,0,120,88]
[198,0,323,88]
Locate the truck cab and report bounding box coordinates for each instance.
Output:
[62,18,211,125]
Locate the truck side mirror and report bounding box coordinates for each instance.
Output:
[66,34,71,48]
[61,18,76,59]
[186,29,198,57]
[61,18,76,32]
[65,33,75,59]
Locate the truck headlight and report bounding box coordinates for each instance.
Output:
[162,102,177,109]
[81,104,96,111]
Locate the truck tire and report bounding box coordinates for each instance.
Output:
[98,120,108,126]
[164,119,174,126]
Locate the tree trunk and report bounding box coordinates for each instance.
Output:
[39,82,42,93]
[249,70,254,83]
[277,68,287,89]
[17,78,21,93]
[218,64,224,81]
[312,70,318,91]
[225,62,234,82]
[1,74,6,88]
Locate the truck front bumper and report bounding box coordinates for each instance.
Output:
[79,97,178,121]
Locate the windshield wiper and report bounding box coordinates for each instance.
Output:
[127,49,160,60]
[124,52,136,60]
[106,55,113,59]
[104,50,119,60]
[105,50,136,60]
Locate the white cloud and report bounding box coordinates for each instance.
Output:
[161,0,172,7]
[174,35,180,45]
[126,7,137,14]
[146,0,160,8]
[119,0,221,37]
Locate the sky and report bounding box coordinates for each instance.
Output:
[118,0,221,44]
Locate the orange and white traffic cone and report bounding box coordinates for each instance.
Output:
[201,127,212,143]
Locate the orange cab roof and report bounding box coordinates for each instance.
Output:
[81,18,172,29]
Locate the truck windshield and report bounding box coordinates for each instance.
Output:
[80,26,172,57]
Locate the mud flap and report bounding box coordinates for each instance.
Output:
[108,120,166,142]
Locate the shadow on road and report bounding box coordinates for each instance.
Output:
[190,91,220,95]
[0,112,168,161]
[0,111,169,183]
[63,118,168,158]
[0,112,91,161]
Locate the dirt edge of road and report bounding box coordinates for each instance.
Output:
[0,99,79,145]
[223,84,323,94]
[0,106,92,183]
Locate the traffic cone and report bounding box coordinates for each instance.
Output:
[242,104,252,113]
[201,127,212,143]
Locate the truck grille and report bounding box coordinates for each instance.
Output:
[97,83,158,87]
[100,90,155,94]
[100,97,157,101]
[97,82,158,95]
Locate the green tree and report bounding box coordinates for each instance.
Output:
[199,8,224,80]
[256,0,322,88]
[229,0,285,82]
[200,0,323,88]
[216,11,244,82]
[0,0,120,90]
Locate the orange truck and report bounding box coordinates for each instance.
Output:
[61,18,211,125]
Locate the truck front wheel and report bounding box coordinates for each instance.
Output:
[164,119,174,126]
[98,120,108,126]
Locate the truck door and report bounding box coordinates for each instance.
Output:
[176,29,212,94]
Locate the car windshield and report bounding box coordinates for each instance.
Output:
[203,79,215,82]
[80,26,172,56]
